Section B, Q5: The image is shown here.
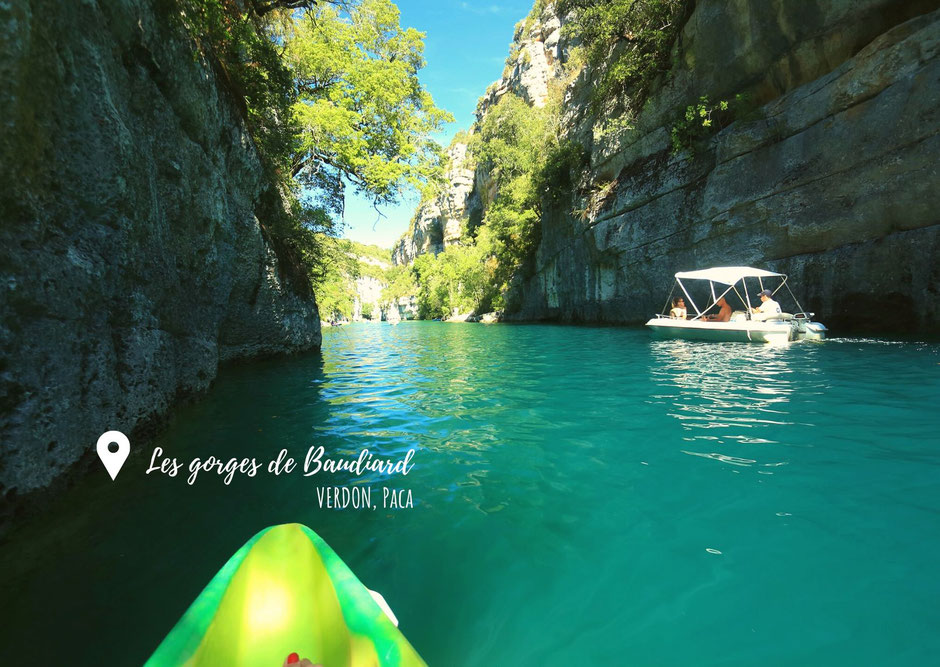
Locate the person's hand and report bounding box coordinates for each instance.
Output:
[283,653,322,667]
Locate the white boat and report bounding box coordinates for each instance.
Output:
[645,266,827,343]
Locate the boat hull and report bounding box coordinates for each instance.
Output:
[646,317,797,343]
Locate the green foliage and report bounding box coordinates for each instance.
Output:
[397,93,588,318]
[411,244,495,318]
[309,236,359,321]
[175,0,451,302]
[508,41,522,64]
[468,93,554,295]
[382,264,418,304]
[558,44,587,90]
[538,139,588,208]
[357,261,387,281]
[348,240,392,265]
[593,111,636,143]
[524,0,549,31]
[669,94,756,157]
[308,237,393,321]
[360,301,374,319]
[451,130,470,147]
[558,0,691,110]
[283,0,453,213]
[472,94,547,178]
[174,0,296,178]
[572,178,619,222]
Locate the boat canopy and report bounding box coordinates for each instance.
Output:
[674,266,784,285]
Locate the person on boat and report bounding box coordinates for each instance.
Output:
[751,289,782,316]
[703,296,732,322]
[669,297,687,319]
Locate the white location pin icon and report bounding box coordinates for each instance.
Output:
[97,430,130,480]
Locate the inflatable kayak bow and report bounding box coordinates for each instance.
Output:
[147,524,425,666]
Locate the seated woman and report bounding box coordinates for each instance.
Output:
[702,296,732,322]
[669,297,687,319]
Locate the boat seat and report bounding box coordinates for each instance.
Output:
[730,311,747,322]
[753,312,794,322]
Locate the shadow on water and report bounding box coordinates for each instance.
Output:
[0,350,349,664]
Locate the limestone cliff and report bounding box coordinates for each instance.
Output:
[392,2,568,266]
[397,0,939,332]
[477,5,566,114]
[353,255,389,321]
[392,141,475,265]
[515,0,940,332]
[0,0,321,504]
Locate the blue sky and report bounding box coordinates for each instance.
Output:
[340,0,534,249]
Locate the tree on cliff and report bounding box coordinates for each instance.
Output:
[470,94,549,286]
[282,0,453,215]
[178,0,451,274]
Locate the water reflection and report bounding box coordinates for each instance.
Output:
[648,340,827,469]
[319,324,512,511]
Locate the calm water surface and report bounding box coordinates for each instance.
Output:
[1,323,939,665]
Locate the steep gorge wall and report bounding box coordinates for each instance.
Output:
[353,256,389,320]
[396,0,938,332]
[515,0,940,331]
[0,0,321,504]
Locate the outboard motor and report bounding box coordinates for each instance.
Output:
[793,313,827,340]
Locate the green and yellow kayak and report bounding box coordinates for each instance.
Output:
[147,524,425,666]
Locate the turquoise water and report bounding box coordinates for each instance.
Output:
[1,322,939,665]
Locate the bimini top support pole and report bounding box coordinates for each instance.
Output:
[660,282,677,317]
[676,279,702,317]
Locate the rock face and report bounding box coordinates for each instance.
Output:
[392,3,569,267]
[390,296,419,320]
[396,0,938,332]
[354,273,386,320]
[513,1,940,332]
[392,141,475,265]
[0,0,321,501]
[477,5,566,114]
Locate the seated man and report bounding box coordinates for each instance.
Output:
[750,289,782,319]
[703,296,732,322]
[669,297,687,319]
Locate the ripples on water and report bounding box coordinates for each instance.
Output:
[649,340,823,471]
[0,324,938,666]
[323,327,940,666]
[307,326,940,665]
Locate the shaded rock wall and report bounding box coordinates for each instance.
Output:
[512,1,940,333]
[0,0,321,500]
